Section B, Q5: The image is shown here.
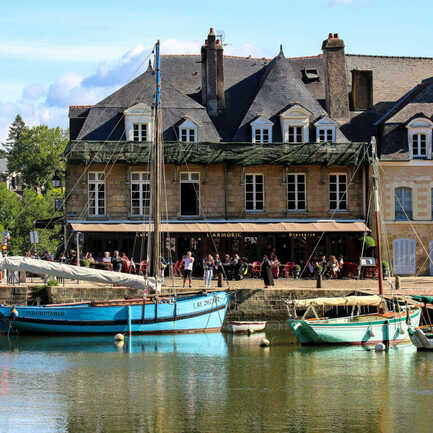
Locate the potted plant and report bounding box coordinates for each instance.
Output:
[382,260,389,279]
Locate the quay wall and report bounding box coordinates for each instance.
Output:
[0,285,360,321]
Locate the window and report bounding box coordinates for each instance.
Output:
[395,187,412,221]
[288,126,303,143]
[133,123,148,142]
[287,174,306,211]
[412,134,427,158]
[329,174,347,210]
[318,128,334,143]
[180,128,196,142]
[180,172,200,216]
[124,103,152,142]
[245,174,264,211]
[131,172,151,216]
[251,117,273,143]
[255,128,270,144]
[88,172,105,216]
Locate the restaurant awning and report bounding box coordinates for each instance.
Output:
[69,221,369,233]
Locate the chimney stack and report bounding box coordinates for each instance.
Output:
[322,33,350,122]
[201,28,224,117]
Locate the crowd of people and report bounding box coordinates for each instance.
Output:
[20,248,346,288]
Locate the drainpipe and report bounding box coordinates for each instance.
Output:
[224,164,228,219]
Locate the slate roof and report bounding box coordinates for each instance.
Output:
[70,49,433,149]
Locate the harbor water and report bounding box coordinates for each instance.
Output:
[0,324,432,433]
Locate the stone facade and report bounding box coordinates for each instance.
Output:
[66,162,365,221]
[376,161,433,275]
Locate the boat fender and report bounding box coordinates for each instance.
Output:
[408,327,415,336]
[10,307,18,319]
[375,343,386,352]
[114,333,124,342]
[368,326,375,338]
[260,338,270,347]
[398,326,405,335]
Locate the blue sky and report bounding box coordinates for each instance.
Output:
[0,0,432,141]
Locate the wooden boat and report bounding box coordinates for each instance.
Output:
[0,42,230,335]
[225,321,266,334]
[286,140,422,346]
[408,327,433,350]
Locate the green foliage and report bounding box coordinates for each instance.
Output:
[7,120,68,189]
[0,185,64,255]
[47,279,58,286]
[359,235,376,248]
[4,114,25,153]
[382,260,389,269]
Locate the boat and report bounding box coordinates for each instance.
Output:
[407,295,433,350]
[0,41,229,335]
[286,139,422,345]
[225,321,266,334]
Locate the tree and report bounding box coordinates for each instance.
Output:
[7,124,68,190]
[4,114,26,153]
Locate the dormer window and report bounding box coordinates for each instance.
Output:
[279,104,311,144]
[314,117,337,143]
[251,116,273,144]
[406,118,433,160]
[133,123,148,142]
[178,118,198,143]
[124,103,152,142]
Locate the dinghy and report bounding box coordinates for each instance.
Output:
[225,321,266,334]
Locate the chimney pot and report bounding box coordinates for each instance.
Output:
[209,27,215,35]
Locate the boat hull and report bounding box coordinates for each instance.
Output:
[0,292,229,335]
[226,321,267,333]
[288,308,421,345]
[409,327,433,350]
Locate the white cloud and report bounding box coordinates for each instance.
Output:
[0,38,264,142]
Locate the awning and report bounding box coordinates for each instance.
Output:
[70,221,369,233]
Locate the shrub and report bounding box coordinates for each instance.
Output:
[47,279,58,286]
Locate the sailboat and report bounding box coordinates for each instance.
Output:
[0,41,229,335]
[287,140,421,345]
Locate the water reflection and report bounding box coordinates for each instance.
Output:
[0,328,432,433]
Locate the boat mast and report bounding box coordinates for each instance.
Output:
[151,40,162,282]
[371,138,383,295]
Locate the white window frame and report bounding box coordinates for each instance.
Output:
[130,171,151,216]
[287,173,306,211]
[180,172,200,216]
[314,117,337,143]
[279,105,311,144]
[132,123,148,142]
[329,173,348,211]
[395,187,413,221]
[179,118,199,143]
[406,118,433,160]
[245,173,264,212]
[251,117,273,144]
[88,171,105,216]
[124,103,153,142]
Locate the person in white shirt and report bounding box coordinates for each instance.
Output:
[181,251,195,288]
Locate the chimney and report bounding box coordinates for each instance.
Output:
[201,28,224,117]
[322,33,350,121]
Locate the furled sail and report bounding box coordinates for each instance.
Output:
[289,295,384,308]
[0,256,148,290]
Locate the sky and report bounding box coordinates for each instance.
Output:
[0,0,432,142]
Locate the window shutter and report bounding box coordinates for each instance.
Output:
[393,238,416,275]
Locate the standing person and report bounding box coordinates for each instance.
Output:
[320,255,328,276]
[203,254,214,288]
[102,251,112,270]
[180,251,195,288]
[112,250,123,272]
[214,254,223,287]
[261,255,274,288]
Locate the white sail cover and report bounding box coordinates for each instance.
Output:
[290,295,384,308]
[0,256,148,290]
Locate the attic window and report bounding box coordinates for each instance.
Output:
[124,103,153,142]
[251,117,273,144]
[178,118,198,143]
[133,123,148,142]
[406,118,433,160]
[314,117,337,144]
[302,68,320,83]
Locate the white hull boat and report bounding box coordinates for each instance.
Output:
[226,321,266,334]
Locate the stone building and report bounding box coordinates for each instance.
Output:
[66,30,390,266]
[375,77,433,275]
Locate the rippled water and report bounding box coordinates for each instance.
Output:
[0,324,432,433]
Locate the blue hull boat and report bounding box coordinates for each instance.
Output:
[0,291,229,335]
